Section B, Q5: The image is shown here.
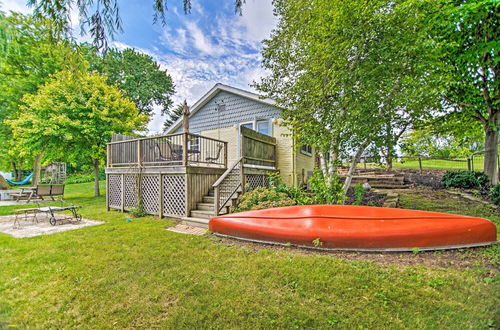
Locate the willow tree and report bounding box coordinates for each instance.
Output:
[9,70,148,196]
[257,0,439,190]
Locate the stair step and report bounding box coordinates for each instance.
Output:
[369,184,411,189]
[181,217,209,229]
[190,210,214,219]
[197,202,214,211]
[203,196,215,203]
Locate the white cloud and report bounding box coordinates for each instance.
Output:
[0,0,31,14]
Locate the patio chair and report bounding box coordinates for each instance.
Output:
[155,142,183,162]
[206,143,224,163]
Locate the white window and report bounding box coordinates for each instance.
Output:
[300,145,313,156]
[239,120,272,136]
[256,120,271,136]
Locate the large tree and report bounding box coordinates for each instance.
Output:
[81,45,175,117]
[8,70,148,196]
[0,12,85,180]
[257,0,439,190]
[435,0,499,183]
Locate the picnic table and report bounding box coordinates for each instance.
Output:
[9,187,37,203]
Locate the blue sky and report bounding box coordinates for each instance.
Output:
[1,0,277,132]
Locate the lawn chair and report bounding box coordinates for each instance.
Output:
[206,143,224,164]
[155,141,183,162]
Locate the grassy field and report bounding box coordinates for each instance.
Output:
[0,182,498,328]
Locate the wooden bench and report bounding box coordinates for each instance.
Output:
[36,184,65,201]
[8,184,65,203]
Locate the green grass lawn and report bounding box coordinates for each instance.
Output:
[0,182,498,328]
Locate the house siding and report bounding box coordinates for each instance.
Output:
[273,120,295,186]
[199,126,239,165]
[174,90,281,134]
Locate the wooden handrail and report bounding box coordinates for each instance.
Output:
[213,157,243,188]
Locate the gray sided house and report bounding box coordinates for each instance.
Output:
[106,83,314,226]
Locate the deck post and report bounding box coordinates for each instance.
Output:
[106,173,110,211]
[137,140,142,167]
[240,159,245,193]
[107,144,111,167]
[224,141,228,168]
[182,133,188,166]
[120,174,125,212]
[214,186,220,216]
[159,174,163,218]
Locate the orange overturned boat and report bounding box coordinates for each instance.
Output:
[209,205,497,251]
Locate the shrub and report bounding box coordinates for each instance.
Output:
[231,187,296,212]
[491,183,500,205]
[308,170,346,204]
[441,171,490,189]
[353,183,364,205]
[269,172,312,205]
[65,172,105,184]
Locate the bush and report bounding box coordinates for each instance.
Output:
[231,187,296,212]
[308,170,346,204]
[441,171,490,189]
[491,183,500,205]
[64,172,105,184]
[268,172,312,205]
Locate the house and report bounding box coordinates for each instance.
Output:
[105,83,314,227]
[165,83,315,186]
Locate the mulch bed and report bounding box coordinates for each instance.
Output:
[345,187,386,207]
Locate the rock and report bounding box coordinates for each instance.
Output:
[362,182,371,191]
[0,176,10,190]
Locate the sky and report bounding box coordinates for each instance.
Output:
[0,0,278,132]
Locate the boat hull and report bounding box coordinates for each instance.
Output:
[209,205,497,251]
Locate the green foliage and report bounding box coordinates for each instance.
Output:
[0,12,86,171]
[231,187,296,212]
[268,172,312,205]
[353,184,364,206]
[65,172,105,184]
[82,45,175,117]
[129,203,148,218]
[257,0,439,172]
[308,170,345,205]
[441,171,490,189]
[8,70,148,196]
[491,184,500,205]
[400,127,483,158]
[163,101,186,131]
[432,0,499,183]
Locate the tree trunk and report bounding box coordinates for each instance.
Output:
[342,142,369,192]
[386,145,393,171]
[32,154,43,185]
[93,159,100,197]
[12,161,20,181]
[484,125,499,185]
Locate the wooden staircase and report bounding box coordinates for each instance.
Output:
[338,168,409,189]
[181,188,242,228]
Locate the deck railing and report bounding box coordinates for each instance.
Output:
[107,133,228,168]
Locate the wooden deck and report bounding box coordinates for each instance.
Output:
[106,130,277,221]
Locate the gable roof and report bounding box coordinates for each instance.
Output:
[165,83,277,134]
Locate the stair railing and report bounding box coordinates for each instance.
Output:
[212,157,245,215]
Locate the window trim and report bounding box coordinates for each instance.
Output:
[300,145,313,157]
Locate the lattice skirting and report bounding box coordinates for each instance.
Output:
[107,174,187,217]
[245,174,269,192]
